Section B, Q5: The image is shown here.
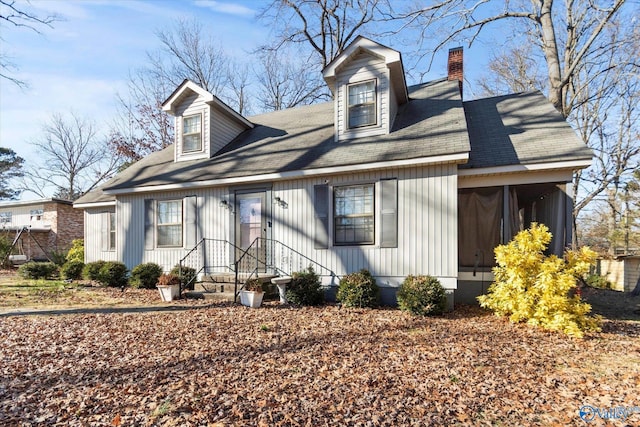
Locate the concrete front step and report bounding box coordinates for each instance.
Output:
[185,290,237,302]
[203,273,279,285]
[189,274,280,302]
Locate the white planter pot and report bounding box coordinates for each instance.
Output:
[157,284,180,302]
[240,290,264,308]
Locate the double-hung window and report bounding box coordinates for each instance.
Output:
[0,212,11,224]
[157,200,183,247]
[182,114,202,153]
[334,184,375,245]
[108,212,116,251]
[348,81,376,129]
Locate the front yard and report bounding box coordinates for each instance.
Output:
[0,271,639,426]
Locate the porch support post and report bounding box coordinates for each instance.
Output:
[564,182,574,249]
[502,185,510,244]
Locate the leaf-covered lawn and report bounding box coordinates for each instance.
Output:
[1,303,638,426]
[0,270,175,310]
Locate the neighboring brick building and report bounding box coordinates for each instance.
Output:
[0,198,84,262]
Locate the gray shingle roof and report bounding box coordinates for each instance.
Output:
[74,82,591,207]
[75,79,468,204]
[462,91,592,169]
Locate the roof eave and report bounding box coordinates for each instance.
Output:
[103,152,470,196]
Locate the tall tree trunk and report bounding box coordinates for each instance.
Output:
[538,0,565,116]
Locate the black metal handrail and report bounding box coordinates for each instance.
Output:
[179,237,339,301]
[178,238,243,294]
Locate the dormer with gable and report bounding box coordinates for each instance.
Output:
[161,80,253,162]
[322,36,409,142]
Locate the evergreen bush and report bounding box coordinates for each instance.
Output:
[49,250,68,266]
[83,261,106,281]
[170,265,197,290]
[585,274,612,290]
[97,261,129,288]
[477,223,601,338]
[397,275,446,315]
[337,269,380,308]
[286,266,324,306]
[17,261,59,280]
[131,263,163,289]
[61,260,84,280]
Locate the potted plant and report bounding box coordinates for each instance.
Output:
[156,273,181,302]
[240,278,264,308]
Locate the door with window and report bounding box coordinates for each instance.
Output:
[235,192,267,272]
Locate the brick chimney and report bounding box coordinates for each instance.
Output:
[447,47,463,97]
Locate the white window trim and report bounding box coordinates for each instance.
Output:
[156,199,183,248]
[182,113,203,154]
[346,79,377,130]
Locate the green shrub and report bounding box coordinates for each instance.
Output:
[66,239,84,263]
[83,261,106,281]
[170,264,197,290]
[131,263,163,289]
[61,260,85,280]
[286,266,324,306]
[97,261,129,288]
[477,223,601,338]
[585,273,612,290]
[337,269,380,308]
[49,250,68,266]
[397,275,446,316]
[17,261,59,280]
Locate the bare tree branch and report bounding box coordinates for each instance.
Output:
[22,113,122,200]
[0,0,59,88]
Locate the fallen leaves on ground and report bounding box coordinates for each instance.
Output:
[1,304,638,426]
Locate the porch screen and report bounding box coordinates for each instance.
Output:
[458,188,502,268]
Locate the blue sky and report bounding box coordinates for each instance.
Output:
[0,0,486,177]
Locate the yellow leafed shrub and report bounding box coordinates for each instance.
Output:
[477,223,601,338]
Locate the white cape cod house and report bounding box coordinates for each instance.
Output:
[74,37,592,306]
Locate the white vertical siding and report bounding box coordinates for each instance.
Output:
[210,104,246,155]
[118,187,231,272]
[272,164,458,285]
[175,93,210,161]
[104,163,457,284]
[389,84,398,129]
[84,208,117,262]
[0,204,46,228]
[335,51,391,141]
[172,93,247,161]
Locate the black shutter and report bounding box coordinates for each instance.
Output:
[380,178,398,248]
[144,199,154,250]
[314,184,329,249]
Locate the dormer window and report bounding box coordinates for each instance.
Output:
[348,80,376,128]
[182,114,202,153]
